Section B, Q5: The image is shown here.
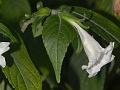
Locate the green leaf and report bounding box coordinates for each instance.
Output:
[35,7,51,17]
[72,7,120,46]
[24,35,58,88]
[32,17,43,37]
[0,23,17,42]
[68,51,106,90]
[42,15,76,83]
[0,0,31,23]
[3,35,42,90]
[72,32,83,54]
[0,23,42,89]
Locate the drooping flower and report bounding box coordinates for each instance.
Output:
[70,21,115,78]
[0,42,10,68]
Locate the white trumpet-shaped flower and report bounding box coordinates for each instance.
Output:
[0,42,10,68]
[70,21,115,78]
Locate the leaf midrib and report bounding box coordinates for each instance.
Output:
[56,15,62,76]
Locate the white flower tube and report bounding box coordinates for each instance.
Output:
[0,42,10,68]
[70,21,115,78]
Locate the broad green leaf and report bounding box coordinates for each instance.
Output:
[32,17,43,37]
[32,7,51,37]
[42,15,76,83]
[68,51,106,90]
[0,0,31,23]
[3,36,42,90]
[24,35,58,88]
[0,23,17,42]
[0,23,42,89]
[72,7,120,46]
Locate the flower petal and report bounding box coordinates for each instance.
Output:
[83,42,115,78]
[0,42,10,55]
[71,21,104,62]
[0,55,6,68]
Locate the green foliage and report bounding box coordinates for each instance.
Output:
[0,0,31,23]
[72,7,120,47]
[36,7,51,17]
[0,23,42,90]
[0,0,120,90]
[3,36,42,90]
[0,23,16,42]
[42,15,76,83]
[32,17,43,37]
